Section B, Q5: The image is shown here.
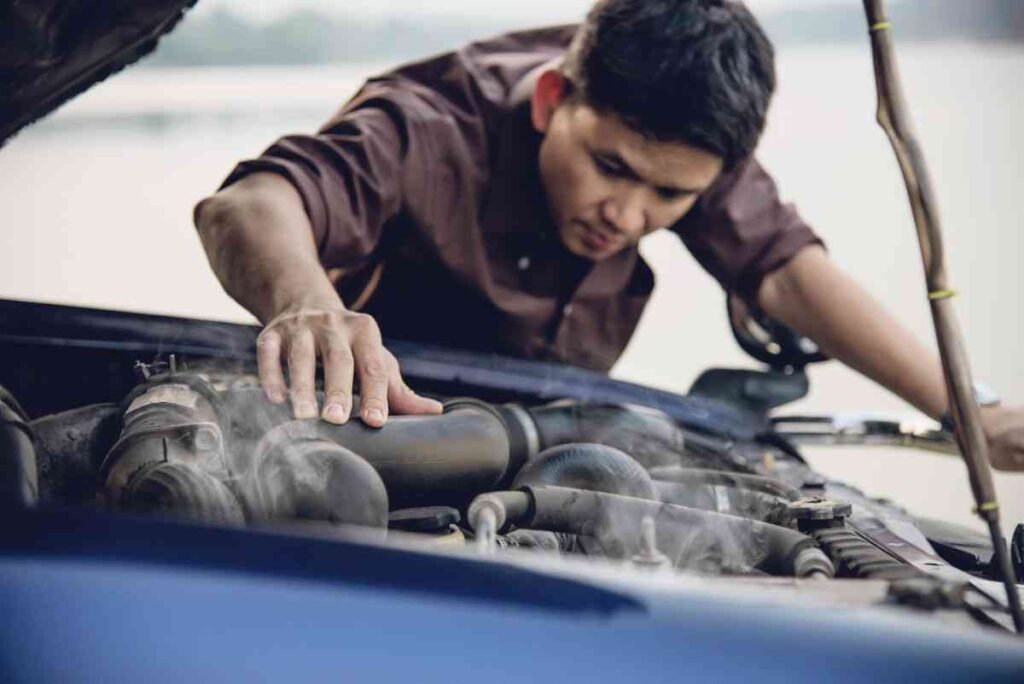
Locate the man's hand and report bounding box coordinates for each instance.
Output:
[257,304,442,427]
[194,172,441,427]
[980,405,1024,472]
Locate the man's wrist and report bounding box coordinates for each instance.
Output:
[940,383,1001,432]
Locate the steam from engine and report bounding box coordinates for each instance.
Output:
[12,365,846,579]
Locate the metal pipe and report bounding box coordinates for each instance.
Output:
[469,486,831,578]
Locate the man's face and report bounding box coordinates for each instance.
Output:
[534,74,724,261]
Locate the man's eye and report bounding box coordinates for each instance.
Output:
[656,187,685,201]
[593,156,625,178]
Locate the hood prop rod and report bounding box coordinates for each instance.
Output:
[862,0,1022,632]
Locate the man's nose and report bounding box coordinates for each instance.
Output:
[600,189,647,238]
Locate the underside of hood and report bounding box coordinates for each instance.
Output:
[0,0,198,146]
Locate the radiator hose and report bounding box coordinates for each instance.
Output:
[512,443,656,500]
[650,465,803,501]
[469,486,834,578]
[522,403,686,469]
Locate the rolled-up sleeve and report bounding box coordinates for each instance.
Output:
[220,83,459,270]
[673,158,823,304]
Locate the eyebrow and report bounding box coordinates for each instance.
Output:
[592,149,707,196]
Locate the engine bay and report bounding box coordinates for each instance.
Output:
[0,299,1019,635]
[0,356,1011,616]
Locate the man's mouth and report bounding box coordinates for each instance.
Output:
[576,220,617,254]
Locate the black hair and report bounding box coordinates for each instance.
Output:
[564,0,776,167]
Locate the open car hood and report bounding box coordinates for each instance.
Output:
[0,0,197,145]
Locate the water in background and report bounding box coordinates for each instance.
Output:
[1,45,1021,530]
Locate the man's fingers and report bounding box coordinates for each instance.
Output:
[389,388,444,415]
[319,328,354,424]
[352,335,389,428]
[256,330,287,403]
[287,327,318,419]
[388,368,444,416]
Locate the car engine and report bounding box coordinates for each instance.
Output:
[1,356,1009,596]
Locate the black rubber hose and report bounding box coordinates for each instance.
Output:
[0,387,37,507]
[525,403,686,469]
[649,465,803,501]
[312,399,514,508]
[512,443,656,500]
[474,485,819,577]
[652,480,790,522]
[247,432,388,529]
[121,461,244,525]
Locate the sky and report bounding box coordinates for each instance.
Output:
[195,0,856,24]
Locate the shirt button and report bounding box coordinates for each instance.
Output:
[517,256,531,271]
[563,303,574,317]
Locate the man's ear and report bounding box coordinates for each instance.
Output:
[531,70,569,133]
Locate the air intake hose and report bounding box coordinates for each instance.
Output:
[99,377,243,525]
[313,399,518,508]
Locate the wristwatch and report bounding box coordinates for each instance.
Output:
[940,383,1001,433]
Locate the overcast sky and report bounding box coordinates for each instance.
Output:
[196,0,858,23]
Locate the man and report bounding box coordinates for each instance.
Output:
[194,0,1023,470]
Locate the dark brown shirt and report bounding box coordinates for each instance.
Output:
[224,25,821,372]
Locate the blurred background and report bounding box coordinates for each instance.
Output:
[1,0,1021,530]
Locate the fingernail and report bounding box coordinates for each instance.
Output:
[365,408,384,425]
[323,403,347,423]
[294,400,317,419]
[266,388,285,404]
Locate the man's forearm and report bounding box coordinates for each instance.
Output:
[194,172,341,323]
[758,245,949,419]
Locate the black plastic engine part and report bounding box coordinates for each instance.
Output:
[813,527,922,582]
[122,461,243,524]
[512,443,656,501]
[389,506,461,533]
[470,486,831,577]
[522,403,692,470]
[99,377,240,521]
[0,385,37,507]
[689,367,810,416]
[914,516,998,578]
[30,403,120,506]
[310,398,518,508]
